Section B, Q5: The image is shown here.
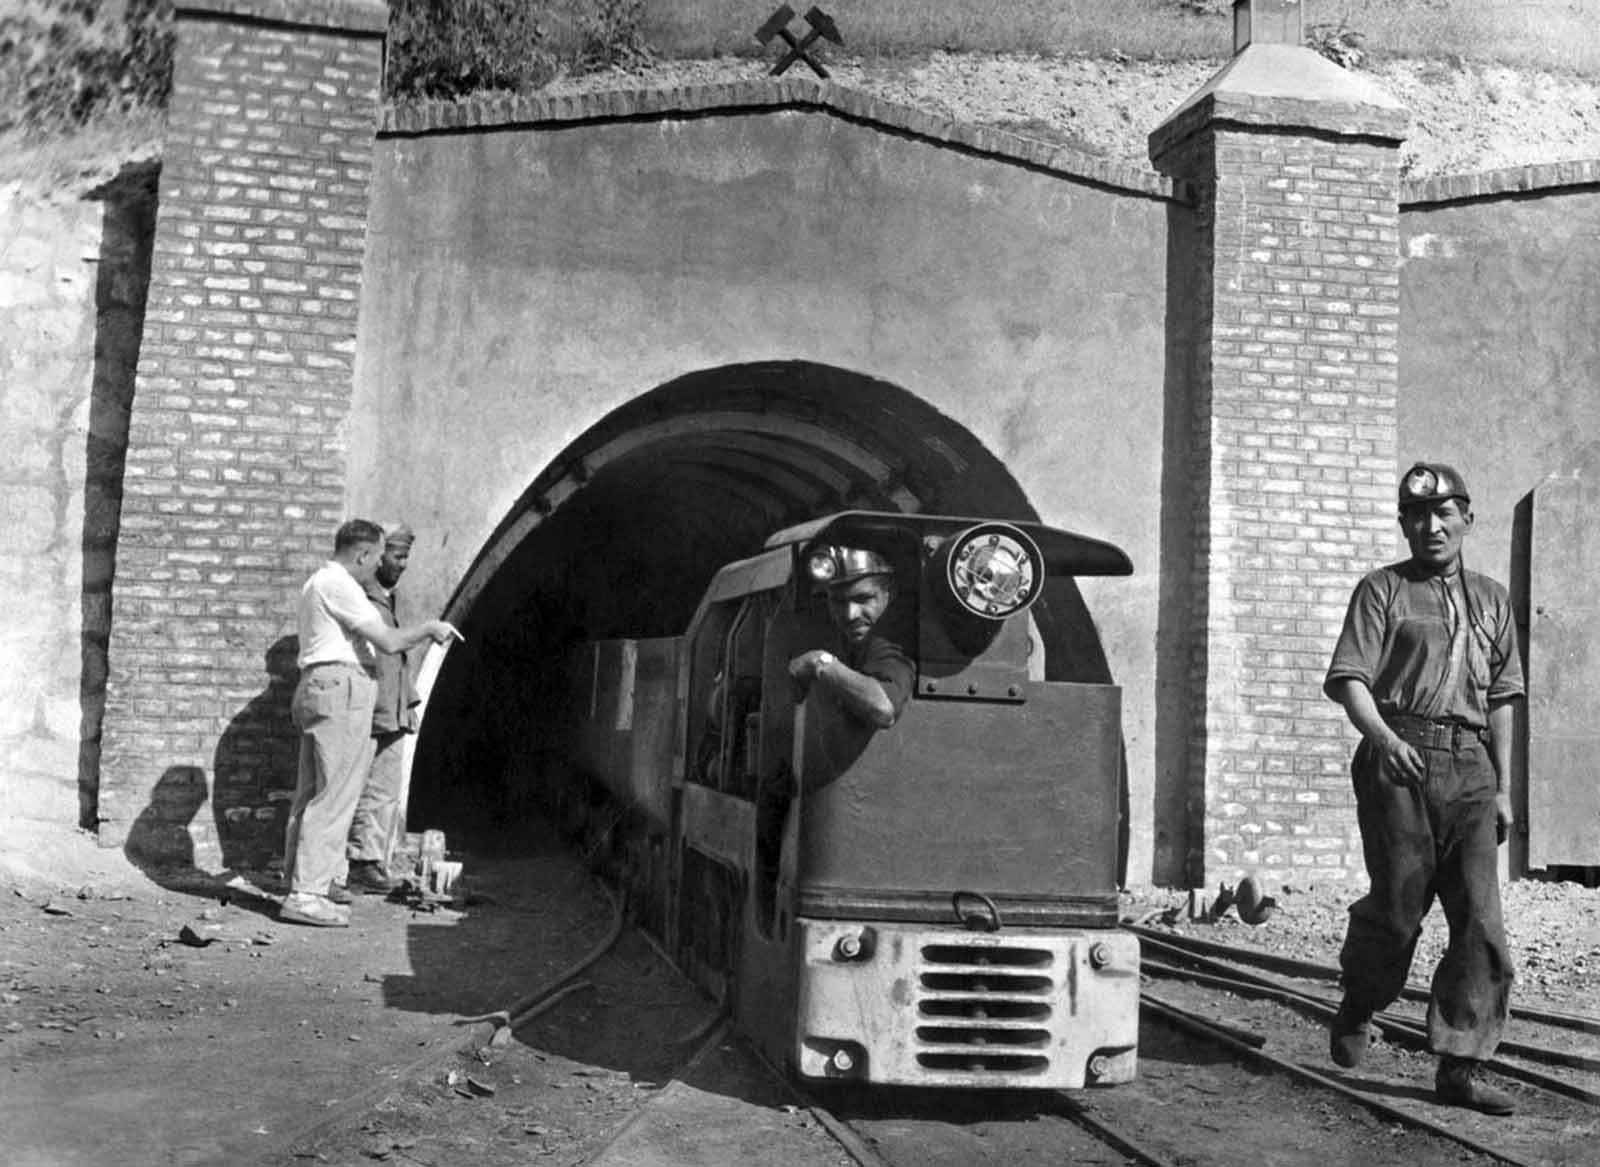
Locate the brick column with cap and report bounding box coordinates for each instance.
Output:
[97,0,388,862]
[1149,0,1409,885]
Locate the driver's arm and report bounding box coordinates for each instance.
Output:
[789,635,914,729]
[790,650,898,728]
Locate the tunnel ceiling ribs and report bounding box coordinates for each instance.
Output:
[448,363,1037,630]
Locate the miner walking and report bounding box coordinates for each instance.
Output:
[1324,462,1523,1114]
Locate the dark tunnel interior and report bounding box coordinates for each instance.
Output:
[406,361,1119,840]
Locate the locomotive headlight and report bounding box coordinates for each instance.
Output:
[944,524,1043,620]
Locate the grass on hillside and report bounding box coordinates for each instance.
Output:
[4,0,1598,154]
[649,0,1600,73]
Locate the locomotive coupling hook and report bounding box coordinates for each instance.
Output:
[952,890,1003,932]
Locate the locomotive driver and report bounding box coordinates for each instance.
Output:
[788,546,915,728]
[1324,462,1523,1115]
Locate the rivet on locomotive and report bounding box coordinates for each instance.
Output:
[565,511,1139,1088]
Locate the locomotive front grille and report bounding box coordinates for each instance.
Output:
[794,920,1139,1087]
[913,942,1056,1076]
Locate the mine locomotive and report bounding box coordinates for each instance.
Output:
[568,511,1139,1089]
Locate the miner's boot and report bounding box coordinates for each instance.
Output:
[1328,997,1373,1068]
[1435,1056,1516,1115]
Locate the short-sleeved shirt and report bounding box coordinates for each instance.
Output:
[845,605,916,721]
[296,561,381,672]
[1324,560,1524,729]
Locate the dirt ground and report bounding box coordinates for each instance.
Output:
[3,815,1598,1166]
[0,819,859,1167]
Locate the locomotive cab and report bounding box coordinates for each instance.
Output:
[671,511,1141,1090]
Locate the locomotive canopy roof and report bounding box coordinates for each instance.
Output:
[763,511,1134,578]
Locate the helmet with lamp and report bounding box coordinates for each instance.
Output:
[1398,462,1471,510]
[805,545,896,589]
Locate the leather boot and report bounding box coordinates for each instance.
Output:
[348,859,399,895]
[1329,998,1373,1068]
[1435,1056,1516,1115]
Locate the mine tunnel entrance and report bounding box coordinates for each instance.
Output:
[407,361,1118,844]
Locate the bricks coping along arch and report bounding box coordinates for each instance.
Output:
[1402,158,1600,208]
[378,78,1600,210]
[175,0,388,34]
[379,78,1176,200]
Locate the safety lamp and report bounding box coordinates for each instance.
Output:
[804,545,894,587]
[806,548,839,584]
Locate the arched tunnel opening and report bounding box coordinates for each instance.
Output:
[407,361,1122,858]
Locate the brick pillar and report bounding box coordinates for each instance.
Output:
[98,0,387,863]
[1149,7,1409,886]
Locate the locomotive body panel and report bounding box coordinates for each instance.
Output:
[794,682,1123,924]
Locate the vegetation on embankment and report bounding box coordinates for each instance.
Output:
[4,0,1597,141]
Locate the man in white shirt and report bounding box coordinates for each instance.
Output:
[344,522,421,895]
[281,519,459,927]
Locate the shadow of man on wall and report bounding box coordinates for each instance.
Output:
[122,760,281,918]
[123,763,211,894]
[120,636,300,917]
[211,635,301,882]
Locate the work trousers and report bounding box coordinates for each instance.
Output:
[1339,729,1512,1060]
[284,664,377,896]
[348,730,407,867]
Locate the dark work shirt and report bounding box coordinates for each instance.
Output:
[1325,560,1523,728]
[844,602,916,721]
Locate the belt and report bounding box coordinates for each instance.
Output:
[303,660,376,678]
[1385,715,1486,751]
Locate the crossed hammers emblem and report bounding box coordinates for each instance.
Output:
[755,5,843,79]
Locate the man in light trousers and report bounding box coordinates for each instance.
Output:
[282,519,458,927]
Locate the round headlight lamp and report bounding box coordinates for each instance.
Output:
[807,548,839,584]
[944,523,1043,620]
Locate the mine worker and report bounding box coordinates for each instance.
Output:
[787,545,915,728]
[1324,462,1523,1115]
[342,522,423,896]
[281,519,459,928]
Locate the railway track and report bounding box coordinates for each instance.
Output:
[726,924,1599,1167]
[271,874,1596,1167]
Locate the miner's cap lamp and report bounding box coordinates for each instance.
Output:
[1398,462,1471,510]
[805,544,894,588]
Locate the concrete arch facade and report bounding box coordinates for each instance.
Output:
[339,98,1175,873]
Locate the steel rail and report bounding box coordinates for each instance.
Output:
[269,883,626,1165]
[1125,922,1600,1035]
[1139,941,1600,1106]
[745,1047,894,1167]
[1142,954,1600,1075]
[747,1032,1177,1167]
[572,1017,736,1167]
[1044,1100,1183,1167]
[1140,990,1543,1167]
